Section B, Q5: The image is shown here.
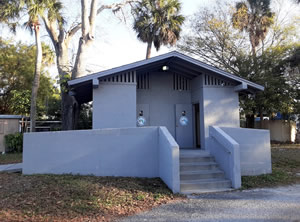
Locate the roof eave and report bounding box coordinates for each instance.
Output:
[68,51,265,92]
[68,51,179,87]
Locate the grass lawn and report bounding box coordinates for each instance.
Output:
[0,153,22,165]
[1,145,299,221]
[242,145,300,189]
[0,174,184,222]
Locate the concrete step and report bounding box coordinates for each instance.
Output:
[180,170,225,180]
[180,162,219,171]
[180,150,210,156]
[181,188,234,195]
[180,156,214,163]
[180,178,231,191]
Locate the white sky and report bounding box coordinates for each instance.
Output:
[0,0,218,78]
[1,0,299,79]
[70,0,214,73]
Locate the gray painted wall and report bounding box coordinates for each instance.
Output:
[209,126,241,188]
[136,72,192,139]
[23,127,180,193]
[93,82,137,129]
[159,127,180,193]
[202,86,240,149]
[91,71,241,151]
[221,127,272,175]
[136,72,240,150]
[23,127,159,177]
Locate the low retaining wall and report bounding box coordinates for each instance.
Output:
[158,127,180,193]
[23,126,180,193]
[209,126,241,188]
[221,127,272,176]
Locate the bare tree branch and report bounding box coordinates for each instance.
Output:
[43,17,59,47]
[89,0,97,37]
[65,23,82,44]
[58,23,65,44]
[96,0,137,15]
[81,0,90,37]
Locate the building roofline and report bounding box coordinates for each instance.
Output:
[68,51,264,91]
[0,115,25,119]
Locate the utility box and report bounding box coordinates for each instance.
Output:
[0,115,23,153]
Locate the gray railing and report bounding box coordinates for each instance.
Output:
[158,126,180,193]
[209,126,241,189]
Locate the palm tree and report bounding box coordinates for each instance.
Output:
[232,0,274,127]
[0,0,20,32]
[133,0,185,59]
[25,0,63,132]
[232,0,274,57]
[0,0,63,132]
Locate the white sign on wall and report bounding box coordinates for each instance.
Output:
[179,116,189,126]
[137,116,146,127]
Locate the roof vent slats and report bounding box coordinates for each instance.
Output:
[99,71,136,84]
[204,74,234,87]
[137,73,149,90]
[173,73,191,91]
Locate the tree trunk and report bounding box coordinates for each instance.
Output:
[55,43,80,130]
[250,34,256,58]
[146,41,152,59]
[72,37,90,79]
[259,108,264,129]
[61,91,78,130]
[30,25,42,132]
[249,28,258,74]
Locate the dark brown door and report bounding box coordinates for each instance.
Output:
[194,103,201,148]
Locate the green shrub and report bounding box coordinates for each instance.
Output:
[4,133,23,153]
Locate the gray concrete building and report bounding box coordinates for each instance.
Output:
[23,51,271,194]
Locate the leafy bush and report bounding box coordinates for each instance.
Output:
[4,133,23,153]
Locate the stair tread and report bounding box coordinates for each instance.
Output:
[180,169,224,175]
[181,178,231,184]
[180,150,210,155]
[181,188,234,194]
[180,161,217,166]
[180,155,212,158]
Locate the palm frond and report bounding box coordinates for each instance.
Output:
[132,0,185,51]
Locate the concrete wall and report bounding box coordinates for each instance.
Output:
[137,72,191,137]
[92,71,240,150]
[23,127,181,193]
[23,127,159,177]
[254,120,297,143]
[203,86,239,149]
[93,82,136,129]
[0,118,20,152]
[221,127,272,176]
[191,75,203,104]
[158,127,180,193]
[209,126,241,188]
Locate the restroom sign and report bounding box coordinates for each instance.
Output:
[179,116,189,126]
[137,116,146,127]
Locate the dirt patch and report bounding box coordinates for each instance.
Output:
[0,174,184,222]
